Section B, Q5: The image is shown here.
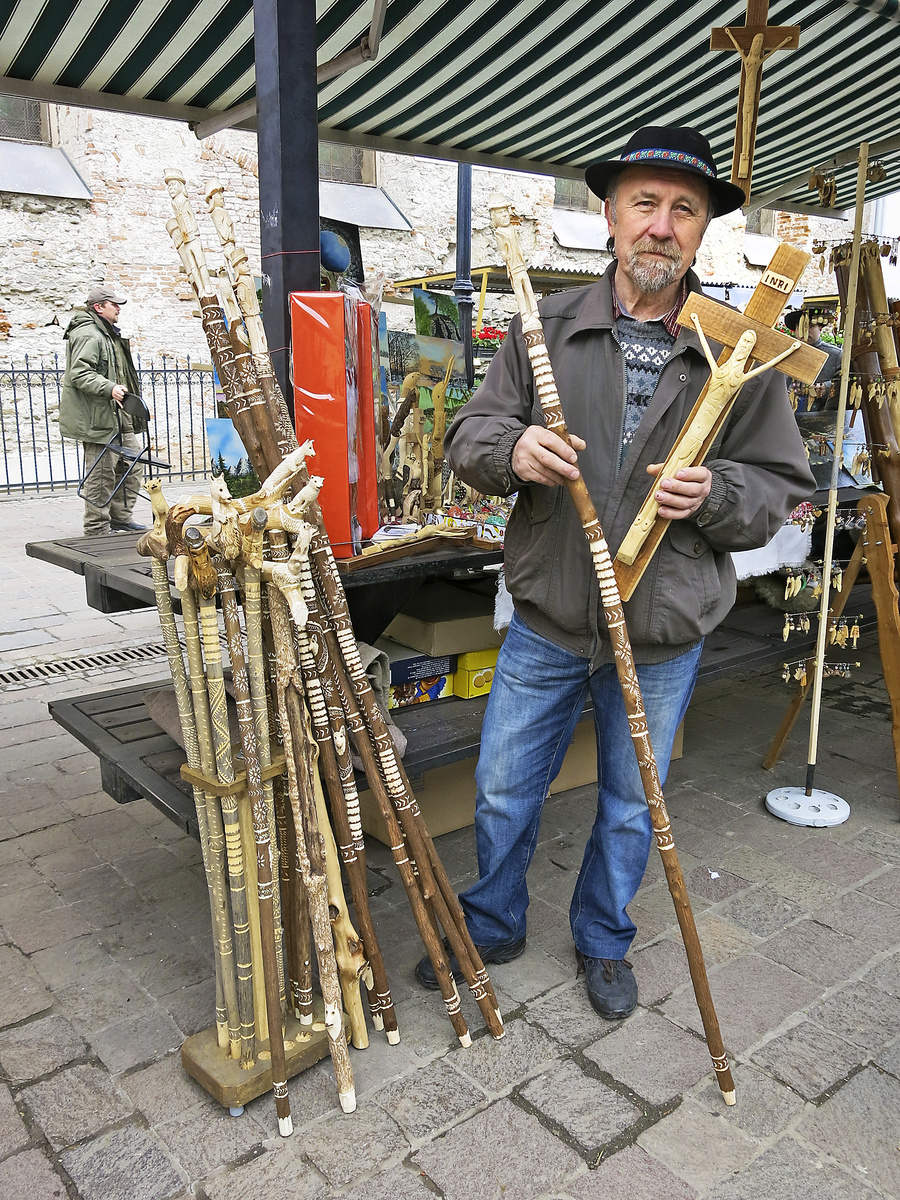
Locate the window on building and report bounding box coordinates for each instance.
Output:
[744,207,776,235]
[318,142,376,186]
[0,95,47,144]
[554,176,603,213]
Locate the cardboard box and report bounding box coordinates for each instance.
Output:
[359,716,683,844]
[388,675,454,709]
[384,581,502,657]
[452,665,495,699]
[375,636,457,685]
[457,647,500,671]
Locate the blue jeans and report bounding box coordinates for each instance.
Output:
[460,612,702,959]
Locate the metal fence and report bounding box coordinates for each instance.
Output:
[0,355,218,495]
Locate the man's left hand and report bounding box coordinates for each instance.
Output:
[646,462,712,520]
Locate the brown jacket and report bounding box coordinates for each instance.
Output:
[445,263,816,665]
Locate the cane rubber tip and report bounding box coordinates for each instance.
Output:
[279,1116,294,1137]
[723,1090,736,1106]
[459,1032,472,1048]
[229,1106,244,1117]
[340,1089,357,1114]
[372,1015,384,1031]
[300,1014,314,1026]
[492,1029,506,1040]
[387,1030,401,1045]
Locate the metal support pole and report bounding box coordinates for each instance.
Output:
[254,0,321,404]
[453,163,475,387]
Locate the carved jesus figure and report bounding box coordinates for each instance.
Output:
[726,29,792,177]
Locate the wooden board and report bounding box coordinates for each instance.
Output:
[709,25,800,50]
[181,1008,333,1109]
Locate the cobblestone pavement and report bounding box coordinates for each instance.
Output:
[1,488,899,1198]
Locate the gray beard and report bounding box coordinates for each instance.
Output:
[627,246,683,293]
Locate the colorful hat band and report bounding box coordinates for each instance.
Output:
[619,148,716,178]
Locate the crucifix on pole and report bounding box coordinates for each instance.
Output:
[710,1,800,200]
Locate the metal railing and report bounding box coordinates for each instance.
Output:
[0,355,218,495]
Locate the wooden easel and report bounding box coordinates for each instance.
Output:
[764,491,900,795]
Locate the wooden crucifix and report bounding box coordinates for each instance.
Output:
[613,243,828,601]
[710,1,800,199]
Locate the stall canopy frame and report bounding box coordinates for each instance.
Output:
[3,1,900,214]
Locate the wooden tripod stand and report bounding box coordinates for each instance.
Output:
[764,491,900,798]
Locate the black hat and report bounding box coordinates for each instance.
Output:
[585,126,746,218]
[784,307,834,332]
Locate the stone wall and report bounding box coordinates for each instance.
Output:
[0,103,850,363]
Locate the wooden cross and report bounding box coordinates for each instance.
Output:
[613,243,828,601]
[710,0,800,199]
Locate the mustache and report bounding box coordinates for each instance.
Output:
[631,239,681,260]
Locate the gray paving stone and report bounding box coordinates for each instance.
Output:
[806,979,900,1052]
[637,1101,756,1193]
[0,1012,87,1083]
[753,858,843,911]
[486,945,571,1003]
[691,913,761,965]
[662,955,820,1055]
[57,962,154,1033]
[341,1162,442,1200]
[525,982,611,1050]
[126,946,213,995]
[450,1015,562,1095]
[0,943,52,1026]
[518,1058,641,1151]
[815,890,900,949]
[761,919,875,987]
[163,977,216,1038]
[859,866,900,908]
[377,1056,486,1141]
[685,865,751,902]
[690,1061,805,1140]
[302,1103,407,1187]
[156,1100,268,1180]
[61,1123,187,1200]
[800,1067,900,1194]
[584,1010,712,1105]
[89,1005,184,1074]
[30,933,112,990]
[779,836,884,886]
[0,1081,29,1157]
[0,1148,68,1199]
[21,1062,133,1149]
[751,1020,863,1100]
[119,1053,212,1125]
[4,902,96,953]
[566,1145,698,1199]
[850,827,900,866]
[631,938,690,1005]
[705,1136,876,1199]
[202,1142,326,1200]
[34,842,103,880]
[719,886,807,939]
[413,1098,581,1200]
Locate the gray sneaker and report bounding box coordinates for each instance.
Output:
[581,955,637,1019]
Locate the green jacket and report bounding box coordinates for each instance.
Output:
[445,263,817,665]
[59,309,141,442]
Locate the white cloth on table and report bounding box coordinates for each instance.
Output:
[731,523,812,582]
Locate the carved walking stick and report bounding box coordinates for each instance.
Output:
[490,195,736,1105]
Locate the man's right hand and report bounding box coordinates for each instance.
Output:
[511,426,585,487]
[111,384,126,403]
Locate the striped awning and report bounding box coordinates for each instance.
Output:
[3,0,900,211]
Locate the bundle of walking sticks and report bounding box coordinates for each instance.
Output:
[145,171,504,1133]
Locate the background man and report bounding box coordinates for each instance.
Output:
[59,286,147,535]
[419,126,815,1020]
[783,307,842,409]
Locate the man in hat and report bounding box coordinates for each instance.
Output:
[783,308,842,409]
[60,286,148,535]
[416,127,815,1019]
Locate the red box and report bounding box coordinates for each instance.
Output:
[290,292,380,557]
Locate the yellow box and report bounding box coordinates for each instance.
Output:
[452,665,495,699]
[456,647,500,671]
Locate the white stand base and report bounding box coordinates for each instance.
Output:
[765,786,850,827]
